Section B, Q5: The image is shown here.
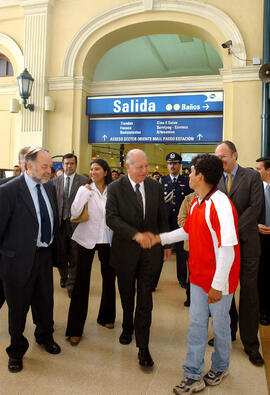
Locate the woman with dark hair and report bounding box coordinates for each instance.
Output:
[65,159,116,345]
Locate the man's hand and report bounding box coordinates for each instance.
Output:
[163,249,171,261]
[133,232,152,249]
[84,184,91,190]
[258,224,270,234]
[147,233,161,247]
[208,287,222,304]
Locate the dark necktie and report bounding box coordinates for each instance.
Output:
[135,183,143,216]
[62,176,70,220]
[172,177,177,185]
[36,184,51,244]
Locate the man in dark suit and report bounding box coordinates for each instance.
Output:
[255,157,270,326]
[0,148,62,373]
[0,146,31,310]
[213,141,264,366]
[106,149,170,367]
[160,153,192,287]
[53,153,88,295]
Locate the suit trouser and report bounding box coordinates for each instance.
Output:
[58,220,78,293]
[229,256,260,352]
[116,249,160,348]
[3,246,54,359]
[65,243,116,337]
[258,234,270,316]
[0,280,5,309]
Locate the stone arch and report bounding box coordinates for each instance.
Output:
[62,0,246,78]
[0,32,24,75]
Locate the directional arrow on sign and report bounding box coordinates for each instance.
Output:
[102,134,107,141]
[197,133,203,140]
[203,104,210,110]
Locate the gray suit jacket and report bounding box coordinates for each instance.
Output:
[52,173,88,225]
[217,165,264,258]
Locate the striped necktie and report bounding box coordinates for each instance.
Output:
[226,173,232,193]
[135,184,143,217]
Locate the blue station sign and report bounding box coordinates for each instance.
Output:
[86,91,223,116]
[88,115,223,145]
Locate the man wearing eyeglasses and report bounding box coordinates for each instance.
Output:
[214,141,264,367]
[0,148,63,373]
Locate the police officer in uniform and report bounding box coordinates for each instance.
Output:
[160,152,192,286]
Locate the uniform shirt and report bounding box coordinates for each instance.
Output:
[160,189,240,294]
[160,174,192,229]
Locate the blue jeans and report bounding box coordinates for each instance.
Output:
[183,283,233,380]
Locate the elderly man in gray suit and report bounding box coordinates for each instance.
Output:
[53,153,88,296]
[212,141,264,367]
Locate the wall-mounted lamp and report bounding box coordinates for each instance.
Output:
[17,68,34,111]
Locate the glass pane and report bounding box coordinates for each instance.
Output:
[0,60,7,76]
[7,62,13,76]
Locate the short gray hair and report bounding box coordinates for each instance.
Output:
[25,147,48,167]
[126,149,147,165]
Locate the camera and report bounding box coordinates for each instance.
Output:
[221,40,232,49]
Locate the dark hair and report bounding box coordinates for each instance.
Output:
[152,171,161,177]
[191,154,223,186]
[112,170,119,175]
[256,157,270,170]
[62,153,77,164]
[216,140,237,154]
[90,158,112,185]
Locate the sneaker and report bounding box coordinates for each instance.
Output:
[203,369,228,386]
[173,377,206,394]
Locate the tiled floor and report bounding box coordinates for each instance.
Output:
[0,255,268,394]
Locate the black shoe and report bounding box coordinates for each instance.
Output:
[179,282,187,289]
[60,279,66,288]
[8,357,23,373]
[37,340,61,354]
[208,334,236,347]
[138,347,154,367]
[244,349,264,367]
[119,332,132,345]
[184,299,190,307]
[260,314,270,326]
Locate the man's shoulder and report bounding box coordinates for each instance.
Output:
[108,176,126,191]
[75,173,89,183]
[52,174,63,185]
[160,174,170,181]
[0,174,23,189]
[237,165,256,176]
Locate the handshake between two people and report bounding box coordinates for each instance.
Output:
[133,232,171,261]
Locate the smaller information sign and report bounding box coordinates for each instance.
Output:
[88,115,223,145]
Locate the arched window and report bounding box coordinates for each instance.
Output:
[0,53,14,77]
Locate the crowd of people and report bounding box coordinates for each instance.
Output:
[0,142,268,395]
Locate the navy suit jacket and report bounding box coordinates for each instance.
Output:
[106,175,169,272]
[0,174,63,286]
